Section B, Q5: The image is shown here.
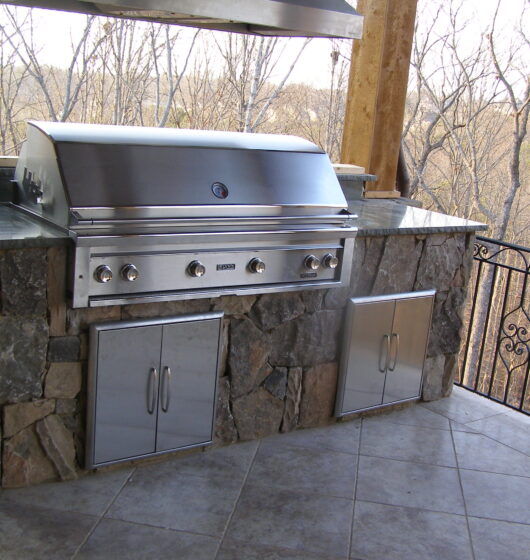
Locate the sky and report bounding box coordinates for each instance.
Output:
[0,0,527,87]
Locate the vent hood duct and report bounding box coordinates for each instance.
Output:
[4,0,364,39]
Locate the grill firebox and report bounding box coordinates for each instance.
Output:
[14,121,357,307]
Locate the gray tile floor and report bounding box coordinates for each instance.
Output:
[1,386,529,560]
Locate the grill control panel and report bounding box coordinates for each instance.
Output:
[86,247,344,298]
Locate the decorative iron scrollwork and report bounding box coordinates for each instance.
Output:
[499,308,530,377]
[473,242,489,259]
[459,236,530,415]
[473,238,530,274]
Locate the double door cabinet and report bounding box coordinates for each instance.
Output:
[86,312,223,468]
[335,291,435,416]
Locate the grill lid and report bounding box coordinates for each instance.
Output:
[15,121,350,231]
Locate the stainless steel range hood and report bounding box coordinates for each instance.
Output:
[4,0,364,39]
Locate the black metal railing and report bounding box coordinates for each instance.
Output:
[456,236,530,415]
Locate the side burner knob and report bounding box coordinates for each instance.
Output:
[304,255,321,271]
[187,260,206,277]
[322,253,339,269]
[121,264,139,282]
[248,258,266,274]
[94,265,113,283]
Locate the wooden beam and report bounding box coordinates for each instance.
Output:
[341,0,417,197]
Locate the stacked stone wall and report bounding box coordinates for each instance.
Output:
[0,232,474,487]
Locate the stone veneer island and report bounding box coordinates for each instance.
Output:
[0,199,486,487]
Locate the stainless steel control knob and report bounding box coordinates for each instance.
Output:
[187,260,206,277]
[94,265,113,283]
[304,255,321,271]
[121,264,139,282]
[248,258,266,274]
[322,253,339,269]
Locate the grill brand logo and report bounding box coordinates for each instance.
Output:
[301,272,318,278]
[217,263,236,271]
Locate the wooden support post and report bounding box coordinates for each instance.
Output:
[341,0,417,198]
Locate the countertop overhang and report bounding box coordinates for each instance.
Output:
[349,199,488,237]
[0,200,488,250]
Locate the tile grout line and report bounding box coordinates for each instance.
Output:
[347,418,363,560]
[69,466,137,560]
[457,465,530,480]
[356,497,469,518]
[219,536,349,560]
[212,440,261,560]
[261,436,363,458]
[363,419,454,433]
[450,388,530,419]
[357,451,459,470]
[463,513,530,527]
[356,448,530,477]
[420,397,515,424]
[85,515,222,540]
[449,422,477,560]
[455,423,530,459]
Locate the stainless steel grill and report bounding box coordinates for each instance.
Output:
[14,121,357,308]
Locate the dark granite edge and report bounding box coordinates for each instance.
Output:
[0,204,71,249]
[336,173,377,182]
[1,195,489,249]
[350,198,488,237]
[357,224,489,237]
[0,236,72,249]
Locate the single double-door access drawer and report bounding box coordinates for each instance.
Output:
[86,312,223,468]
[335,290,435,416]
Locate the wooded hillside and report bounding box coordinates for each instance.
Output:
[0,0,528,244]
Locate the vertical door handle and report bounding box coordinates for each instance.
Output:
[161,366,171,413]
[388,333,400,371]
[147,367,158,414]
[379,334,390,373]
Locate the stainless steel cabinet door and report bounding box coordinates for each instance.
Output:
[93,325,162,465]
[383,296,433,404]
[156,318,221,452]
[340,299,395,413]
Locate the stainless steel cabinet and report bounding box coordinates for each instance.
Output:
[86,312,223,468]
[335,291,435,416]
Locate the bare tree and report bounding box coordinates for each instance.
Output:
[93,19,156,126]
[487,3,530,241]
[0,6,106,122]
[214,34,311,132]
[0,9,30,153]
[324,39,350,160]
[403,1,500,216]
[150,26,200,127]
[405,0,530,394]
[263,39,351,161]
[177,34,231,129]
[403,0,529,244]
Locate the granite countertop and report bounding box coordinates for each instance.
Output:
[350,199,488,237]
[0,204,71,249]
[0,199,488,250]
